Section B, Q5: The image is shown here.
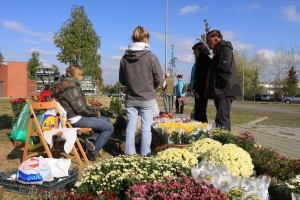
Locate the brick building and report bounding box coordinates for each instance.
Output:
[0,61,36,98]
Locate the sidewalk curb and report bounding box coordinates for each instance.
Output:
[246,117,268,125]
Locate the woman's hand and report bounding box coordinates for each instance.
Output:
[98,112,101,118]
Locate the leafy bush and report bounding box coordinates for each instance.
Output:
[212,128,257,150]
[202,143,254,178]
[29,189,115,200]
[211,127,238,145]
[188,138,222,161]
[125,175,230,199]
[152,144,189,155]
[157,148,198,166]
[108,98,125,116]
[10,98,26,121]
[247,147,300,182]
[75,155,191,198]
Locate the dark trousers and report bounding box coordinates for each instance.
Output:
[194,95,208,123]
[214,96,234,131]
[175,97,184,114]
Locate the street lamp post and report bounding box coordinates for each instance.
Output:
[165,0,168,75]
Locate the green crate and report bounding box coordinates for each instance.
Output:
[0,167,78,195]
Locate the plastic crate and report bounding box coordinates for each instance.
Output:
[0,167,78,195]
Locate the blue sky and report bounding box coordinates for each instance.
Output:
[1,0,300,85]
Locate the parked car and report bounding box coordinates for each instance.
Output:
[281,94,300,104]
[108,92,125,98]
[261,94,274,101]
[255,94,262,101]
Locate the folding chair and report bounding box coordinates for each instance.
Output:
[64,120,103,155]
[22,100,89,166]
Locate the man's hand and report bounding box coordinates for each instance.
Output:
[195,92,199,99]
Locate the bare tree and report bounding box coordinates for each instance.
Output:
[197,19,210,42]
[168,44,177,77]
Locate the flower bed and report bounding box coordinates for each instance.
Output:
[27,127,300,200]
[154,120,212,144]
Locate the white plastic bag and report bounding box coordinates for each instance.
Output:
[153,101,160,117]
[17,156,71,185]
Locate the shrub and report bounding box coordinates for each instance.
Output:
[236,131,257,150]
[75,155,191,198]
[212,128,258,150]
[202,144,254,178]
[156,148,198,166]
[152,144,188,155]
[125,175,230,199]
[188,138,222,161]
[248,147,299,182]
[29,189,114,200]
[211,127,238,145]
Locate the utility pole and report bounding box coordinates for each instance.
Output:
[165,0,168,75]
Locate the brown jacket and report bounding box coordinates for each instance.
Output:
[163,77,174,95]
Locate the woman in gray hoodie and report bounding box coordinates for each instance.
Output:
[119,26,163,156]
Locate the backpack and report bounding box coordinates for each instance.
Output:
[182,84,188,94]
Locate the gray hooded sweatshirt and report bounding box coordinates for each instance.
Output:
[119,42,163,107]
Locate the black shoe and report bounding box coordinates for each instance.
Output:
[86,149,96,161]
[85,138,95,151]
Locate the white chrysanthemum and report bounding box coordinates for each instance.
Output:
[188,138,222,159]
[157,148,198,166]
[202,144,254,178]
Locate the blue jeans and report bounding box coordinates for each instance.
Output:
[125,106,154,156]
[72,116,114,155]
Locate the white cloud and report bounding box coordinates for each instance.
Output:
[281,5,300,22]
[232,41,255,51]
[1,53,22,61]
[150,32,165,44]
[1,20,53,42]
[19,38,39,44]
[256,49,275,60]
[118,46,128,53]
[202,6,209,11]
[177,54,194,63]
[244,3,261,12]
[107,55,122,61]
[222,30,255,51]
[179,5,199,15]
[25,49,57,57]
[222,30,236,41]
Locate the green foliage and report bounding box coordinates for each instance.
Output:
[247,147,300,182]
[212,128,239,145]
[212,128,257,151]
[113,115,127,137]
[10,98,26,122]
[0,52,4,64]
[198,19,210,42]
[27,51,40,80]
[54,5,102,85]
[108,98,124,116]
[285,66,298,96]
[75,155,191,197]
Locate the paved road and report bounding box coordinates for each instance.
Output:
[207,100,300,115]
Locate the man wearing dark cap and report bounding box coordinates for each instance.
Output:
[205,30,241,131]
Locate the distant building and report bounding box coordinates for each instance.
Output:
[0,61,36,98]
[36,66,60,94]
[81,80,97,96]
[0,61,97,98]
